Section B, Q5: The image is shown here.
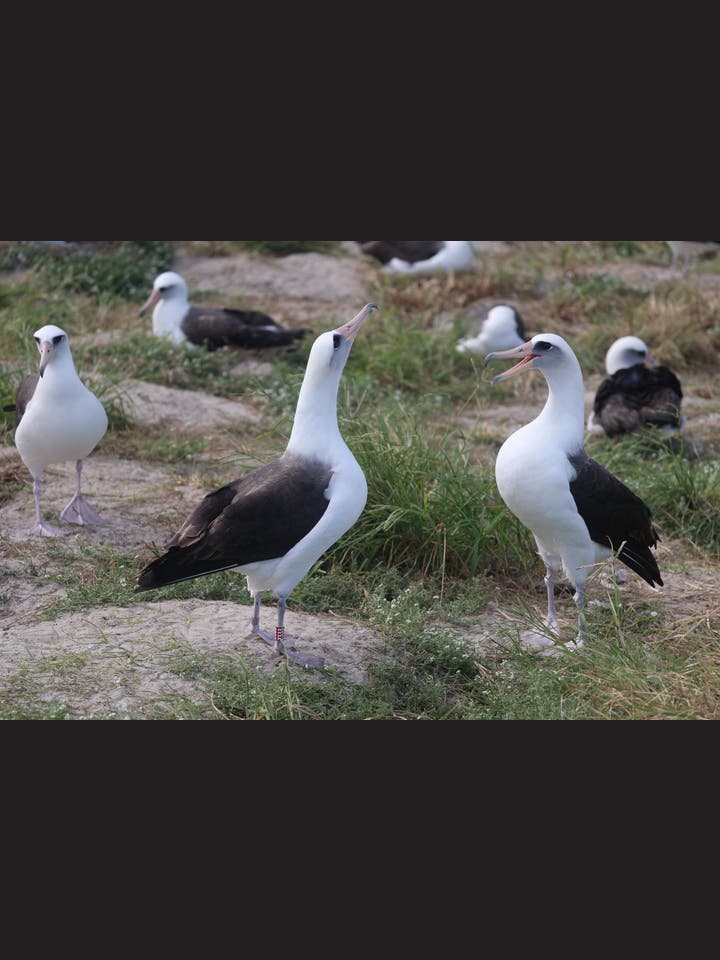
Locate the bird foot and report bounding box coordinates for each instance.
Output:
[252,626,325,670]
[60,495,105,526]
[28,521,67,538]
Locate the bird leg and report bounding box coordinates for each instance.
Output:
[28,476,65,537]
[544,568,560,633]
[60,460,105,525]
[251,595,325,670]
[567,583,587,650]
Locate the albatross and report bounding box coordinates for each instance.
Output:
[456,304,526,357]
[139,271,309,351]
[587,336,683,438]
[14,324,108,537]
[376,241,480,275]
[136,303,377,669]
[486,333,663,652]
[356,241,445,265]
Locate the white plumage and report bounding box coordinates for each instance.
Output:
[14,324,108,537]
[384,241,479,275]
[456,304,526,357]
[487,333,662,653]
[137,304,376,668]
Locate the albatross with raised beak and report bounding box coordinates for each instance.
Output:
[487,333,663,652]
[136,304,377,668]
[14,324,108,537]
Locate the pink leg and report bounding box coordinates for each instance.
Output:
[60,460,105,525]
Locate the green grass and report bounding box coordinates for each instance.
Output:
[0,241,174,301]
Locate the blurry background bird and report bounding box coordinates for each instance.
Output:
[587,336,683,438]
[456,304,526,357]
[139,271,308,351]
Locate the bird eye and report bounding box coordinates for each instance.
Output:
[333,334,342,349]
[534,341,553,352]
[159,286,169,293]
[53,335,64,346]
[34,336,40,344]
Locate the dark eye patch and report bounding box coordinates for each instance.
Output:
[53,335,64,346]
[333,334,342,349]
[34,336,40,344]
[534,340,553,352]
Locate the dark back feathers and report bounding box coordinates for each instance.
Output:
[137,455,333,591]
[593,365,683,436]
[568,452,663,587]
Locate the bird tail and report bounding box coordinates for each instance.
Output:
[136,547,238,593]
[617,539,664,588]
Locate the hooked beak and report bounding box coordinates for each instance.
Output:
[39,340,53,378]
[139,288,163,318]
[336,303,378,343]
[485,340,538,384]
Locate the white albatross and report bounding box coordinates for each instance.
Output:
[383,241,480,275]
[136,303,377,669]
[139,271,308,350]
[486,333,663,653]
[14,324,108,537]
[456,304,526,357]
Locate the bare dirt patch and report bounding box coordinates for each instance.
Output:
[174,250,376,325]
[0,599,390,718]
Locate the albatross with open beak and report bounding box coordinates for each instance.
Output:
[14,325,108,537]
[487,333,663,653]
[136,304,377,668]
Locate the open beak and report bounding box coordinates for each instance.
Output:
[336,303,378,343]
[139,288,163,318]
[39,340,53,378]
[485,340,539,384]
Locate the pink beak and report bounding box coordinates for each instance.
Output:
[39,340,53,378]
[139,288,163,318]
[336,303,378,343]
[485,340,539,384]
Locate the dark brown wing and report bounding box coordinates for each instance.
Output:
[568,452,663,587]
[136,455,332,592]
[357,241,444,265]
[182,307,308,350]
[593,366,683,437]
[14,374,40,426]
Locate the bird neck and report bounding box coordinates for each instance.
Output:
[286,368,345,461]
[154,297,189,342]
[39,351,82,394]
[535,362,586,451]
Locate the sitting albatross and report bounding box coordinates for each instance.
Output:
[14,325,108,537]
[139,271,309,351]
[382,241,479,275]
[486,333,663,652]
[136,303,377,669]
[356,241,445,266]
[456,304,526,357]
[587,336,683,438]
